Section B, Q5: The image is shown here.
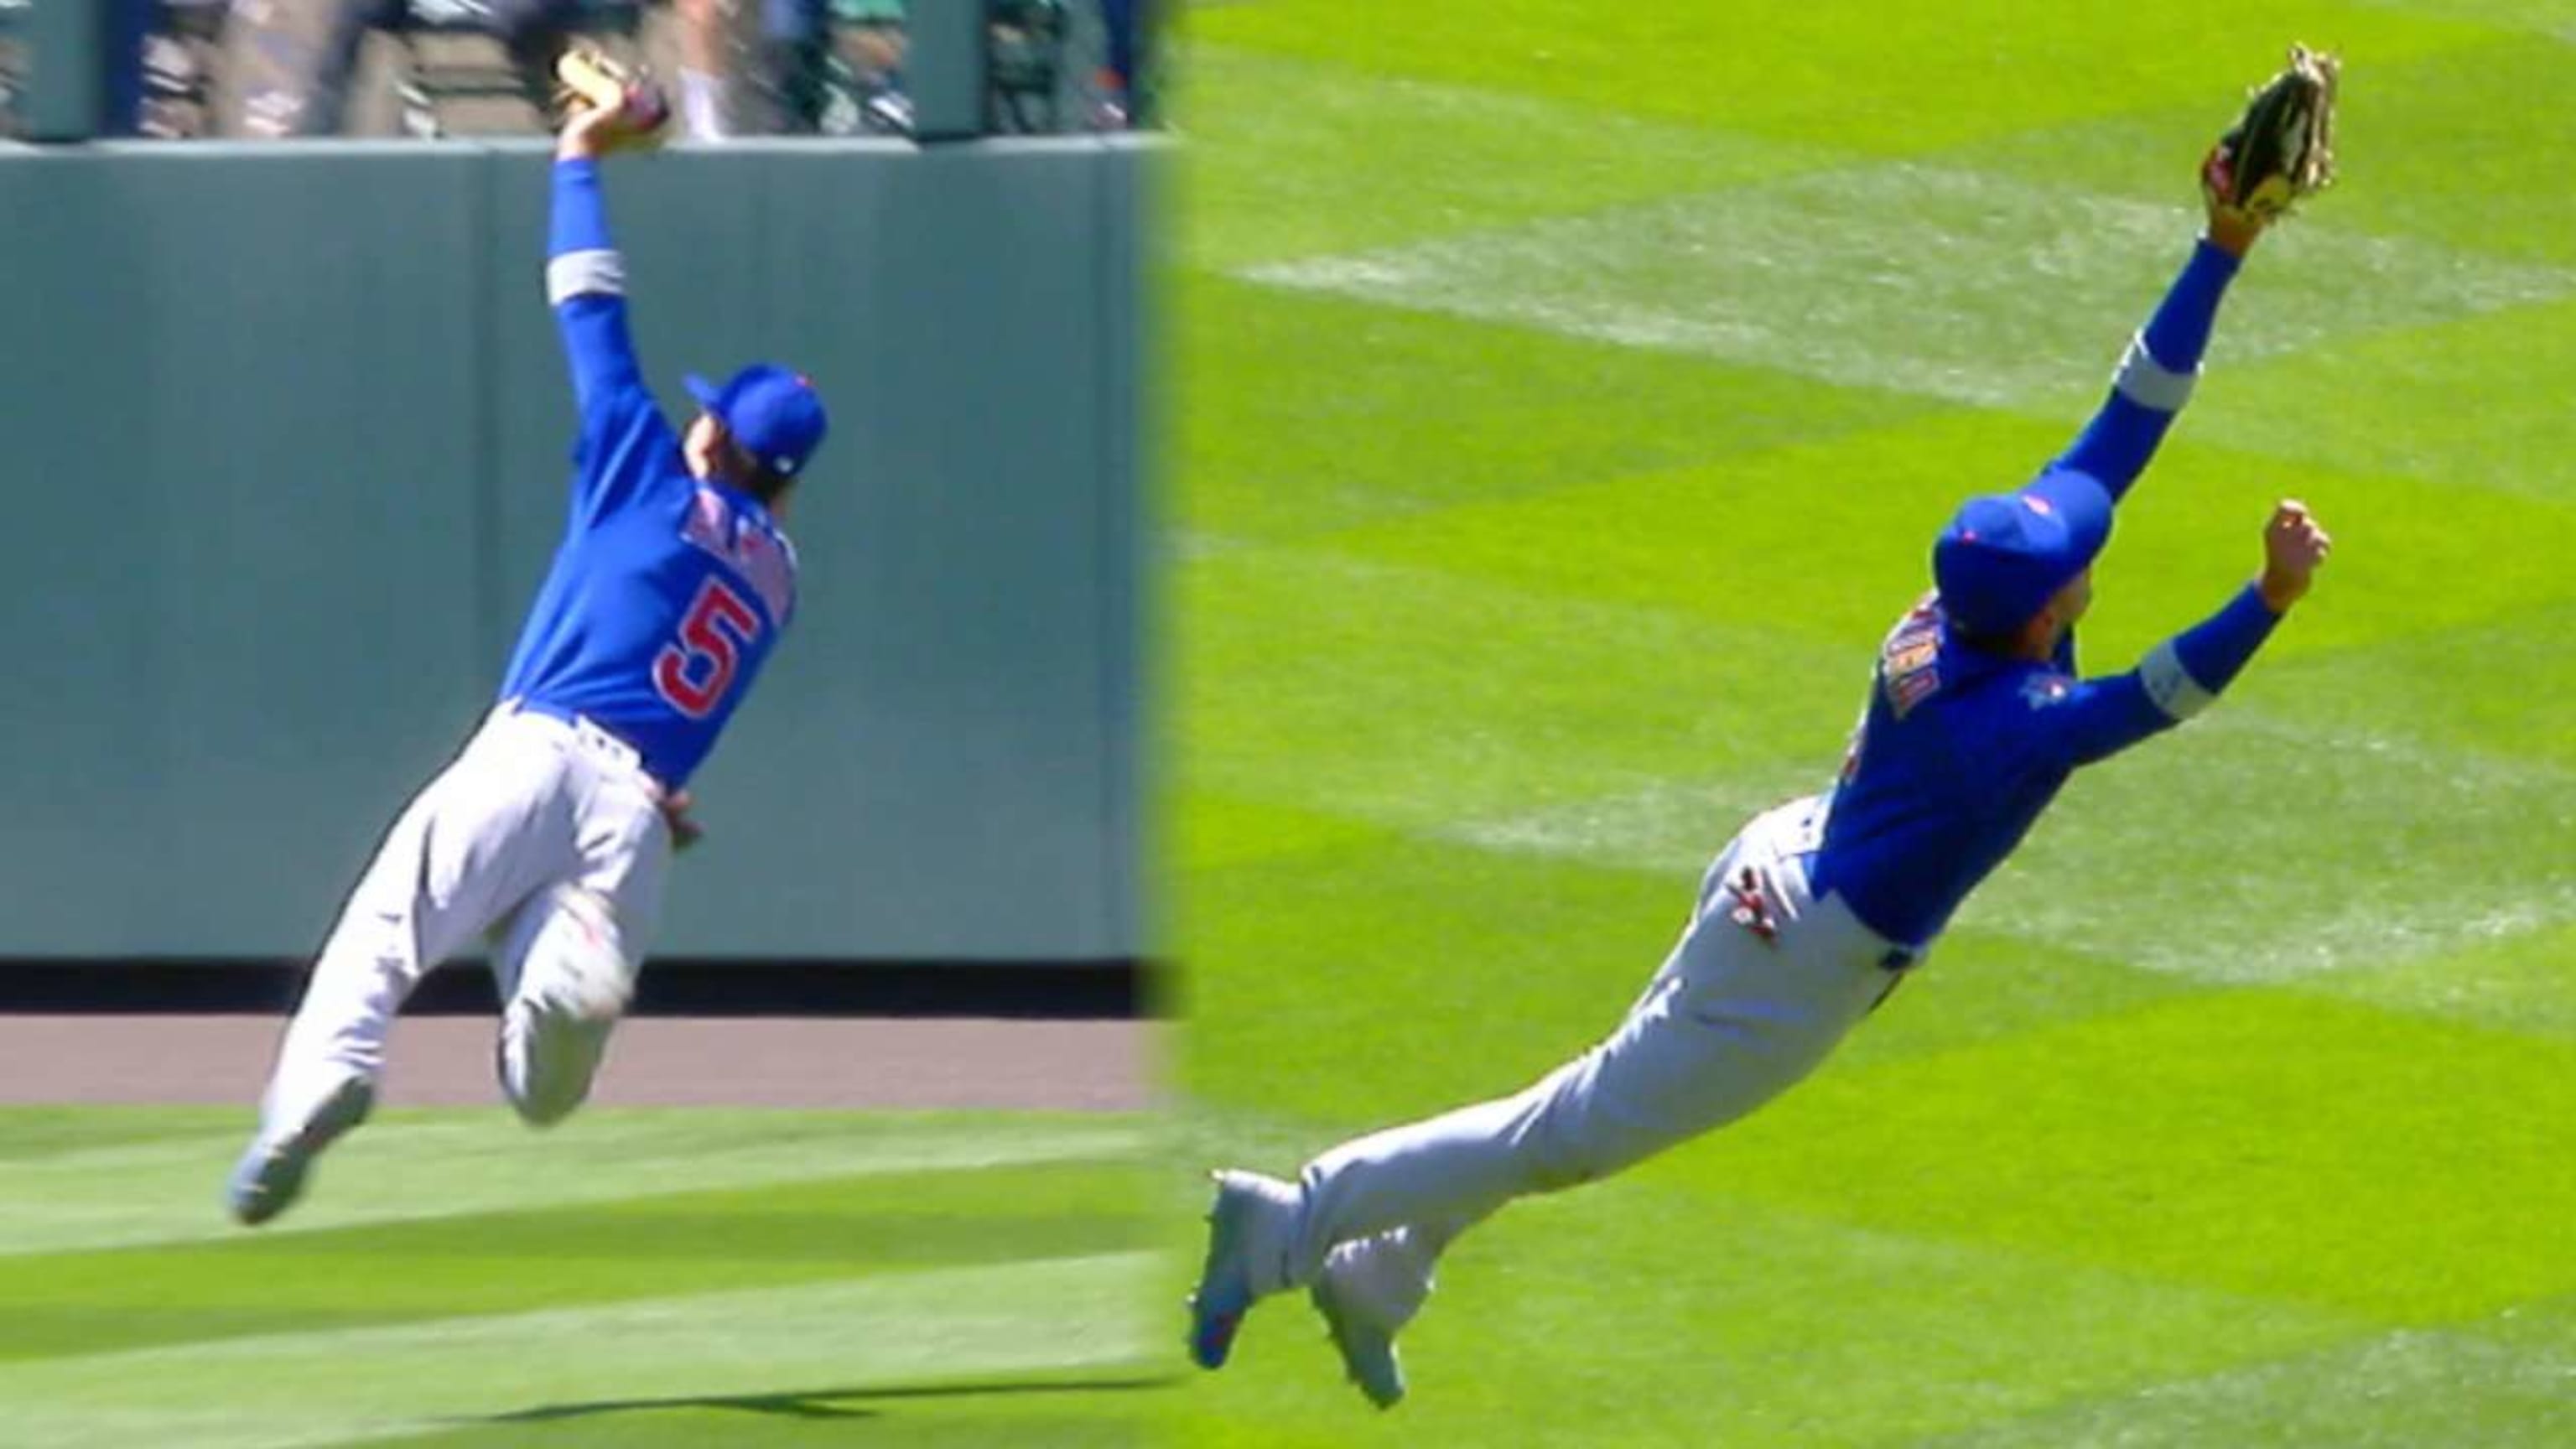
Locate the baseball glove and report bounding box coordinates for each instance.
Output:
[2203,44,2339,223]
[553,44,671,149]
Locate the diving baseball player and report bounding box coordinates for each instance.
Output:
[226,68,828,1226]
[1188,51,2340,1408]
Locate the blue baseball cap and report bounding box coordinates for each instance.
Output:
[684,365,830,482]
[1931,467,2114,638]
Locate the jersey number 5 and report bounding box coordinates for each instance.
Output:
[654,578,761,719]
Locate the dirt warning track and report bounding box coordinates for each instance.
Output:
[0,1014,1158,1110]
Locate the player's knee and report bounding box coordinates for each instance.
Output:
[1509,1087,1623,1194]
[1523,1143,1603,1194]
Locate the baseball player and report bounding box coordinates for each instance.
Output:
[1188,55,2340,1408]
[226,70,828,1226]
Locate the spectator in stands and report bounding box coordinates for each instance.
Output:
[297,0,573,134]
[672,0,834,138]
[137,0,229,136]
[1093,0,1141,127]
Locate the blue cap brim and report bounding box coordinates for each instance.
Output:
[683,373,725,414]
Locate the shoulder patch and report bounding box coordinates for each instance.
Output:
[1877,596,1945,720]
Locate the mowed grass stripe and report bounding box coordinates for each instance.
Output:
[1178,825,2210,1126]
[0,1110,1145,1258]
[1305,406,2576,658]
[2196,292,2576,509]
[1182,540,1862,818]
[1179,44,1861,272]
[2316,919,2576,1041]
[2371,0,2576,38]
[1184,27,2576,277]
[1962,704,2576,983]
[1189,50,2576,532]
[1181,276,2574,996]
[1187,0,2498,154]
[1871,36,2576,273]
[1159,1154,2369,1449]
[1917,1294,2576,1447]
[1171,1,2576,1441]
[0,1158,1155,1364]
[0,1108,247,1163]
[1706,989,2576,1321]
[0,1251,1163,1449]
[1187,526,2574,1000]
[359,1404,1155,1449]
[1239,162,2576,418]
[1175,272,1945,543]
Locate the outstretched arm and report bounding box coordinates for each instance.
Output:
[2060,48,2338,505]
[2035,501,2332,766]
[548,109,648,420]
[2051,211,2255,503]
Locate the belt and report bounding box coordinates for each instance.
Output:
[1727,858,1920,975]
[503,699,660,792]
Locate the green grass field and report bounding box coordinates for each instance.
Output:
[1171,2,2576,1443]
[0,1108,1161,1447]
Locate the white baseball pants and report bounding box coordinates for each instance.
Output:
[1271,797,1919,1303]
[257,704,673,1135]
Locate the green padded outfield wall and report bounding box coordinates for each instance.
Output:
[0,138,1151,962]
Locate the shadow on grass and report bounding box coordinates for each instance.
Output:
[483,1373,1175,1426]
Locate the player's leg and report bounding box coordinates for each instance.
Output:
[493,759,670,1126]
[491,885,629,1124]
[1253,956,1778,1404]
[264,723,577,1114]
[231,717,579,1223]
[1308,1222,1443,1407]
[1196,808,1904,1390]
[1191,951,1719,1379]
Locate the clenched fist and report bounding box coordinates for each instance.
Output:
[2257,500,2333,611]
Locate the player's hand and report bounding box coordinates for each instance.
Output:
[659,789,704,853]
[2257,500,2331,611]
[2200,149,2267,258]
[553,48,670,161]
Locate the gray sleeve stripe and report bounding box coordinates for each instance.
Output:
[547,250,626,304]
[2112,331,2197,413]
[2139,640,2215,721]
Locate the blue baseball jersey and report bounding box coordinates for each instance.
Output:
[1806,240,2280,948]
[1811,583,2273,948]
[497,160,799,789]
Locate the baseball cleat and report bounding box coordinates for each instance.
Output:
[1313,1258,1409,1409]
[1187,1169,1290,1371]
[225,1074,374,1227]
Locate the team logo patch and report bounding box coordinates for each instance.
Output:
[1888,668,1940,716]
[1877,595,1945,720]
[2021,673,2073,709]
